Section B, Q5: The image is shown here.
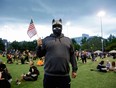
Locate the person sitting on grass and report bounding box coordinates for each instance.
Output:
[97,60,108,72]
[7,53,13,64]
[106,60,111,71]
[0,59,12,88]
[16,60,40,85]
[109,61,116,72]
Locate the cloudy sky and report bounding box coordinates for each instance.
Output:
[0,0,116,42]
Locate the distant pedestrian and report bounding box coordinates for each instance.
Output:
[81,51,87,63]
[75,50,79,61]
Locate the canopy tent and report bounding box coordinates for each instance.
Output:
[109,50,116,53]
[94,50,102,53]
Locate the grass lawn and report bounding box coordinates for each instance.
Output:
[0,55,116,88]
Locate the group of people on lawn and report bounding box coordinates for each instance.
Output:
[97,60,116,72]
[0,59,40,88]
[5,49,37,64]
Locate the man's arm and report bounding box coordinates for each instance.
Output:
[36,38,45,58]
[70,44,78,78]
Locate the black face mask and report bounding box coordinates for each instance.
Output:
[53,28,62,36]
[53,27,62,36]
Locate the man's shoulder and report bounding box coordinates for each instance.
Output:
[43,35,51,40]
[63,36,72,42]
[43,34,71,40]
[63,36,70,39]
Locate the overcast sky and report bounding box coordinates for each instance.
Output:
[0,0,116,42]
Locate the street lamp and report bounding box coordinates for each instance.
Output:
[4,42,7,54]
[65,22,71,37]
[97,11,106,53]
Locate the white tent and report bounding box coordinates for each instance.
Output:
[94,50,102,53]
[109,50,116,53]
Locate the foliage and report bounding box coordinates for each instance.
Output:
[106,42,116,51]
[80,35,116,51]
[9,40,37,52]
[10,41,20,50]
[105,35,116,51]
[0,34,116,52]
[81,36,102,51]
[81,37,87,45]
[0,39,5,51]
[72,39,80,50]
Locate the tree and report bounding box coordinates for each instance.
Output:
[81,36,103,51]
[7,34,116,52]
[9,41,20,51]
[0,39,5,51]
[9,40,37,52]
[81,37,87,45]
[72,39,80,50]
[105,34,116,51]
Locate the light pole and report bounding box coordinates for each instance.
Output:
[97,11,106,53]
[65,22,71,37]
[4,42,7,55]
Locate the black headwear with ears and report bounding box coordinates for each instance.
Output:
[52,19,62,36]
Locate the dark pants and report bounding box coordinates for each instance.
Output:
[23,75,37,81]
[82,57,87,63]
[0,80,11,88]
[43,74,71,88]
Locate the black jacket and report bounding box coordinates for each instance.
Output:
[36,33,77,76]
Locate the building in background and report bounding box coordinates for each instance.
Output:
[73,34,90,45]
[82,34,89,39]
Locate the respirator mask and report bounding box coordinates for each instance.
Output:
[52,19,62,36]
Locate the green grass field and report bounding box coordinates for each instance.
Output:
[0,55,116,88]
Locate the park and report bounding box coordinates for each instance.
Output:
[0,54,116,88]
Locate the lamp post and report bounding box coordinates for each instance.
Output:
[97,11,106,53]
[4,42,7,55]
[65,22,71,37]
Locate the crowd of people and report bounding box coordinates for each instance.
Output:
[3,49,37,65]
[0,49,40,88]
[75,50,116,64]
[0,52,115,87]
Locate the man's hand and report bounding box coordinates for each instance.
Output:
[72,72,77,78]
[37,38,42,46]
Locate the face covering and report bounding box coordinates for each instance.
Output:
[53,26,62,36]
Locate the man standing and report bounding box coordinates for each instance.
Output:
[36,19,78,88]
